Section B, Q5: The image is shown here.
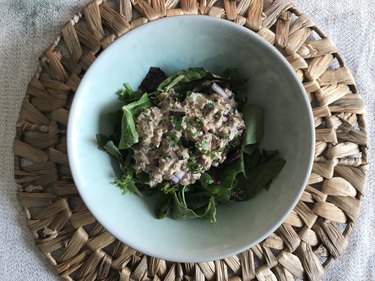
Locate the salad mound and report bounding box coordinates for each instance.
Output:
[97,67,286,223]
[134,90,244,187]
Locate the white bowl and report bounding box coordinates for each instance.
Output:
[68,15,314,262]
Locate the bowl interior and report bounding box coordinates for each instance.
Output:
[68,15,314,262]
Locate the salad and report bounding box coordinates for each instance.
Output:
[97,67,285,223]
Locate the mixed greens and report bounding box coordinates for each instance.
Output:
[97,67,285,223]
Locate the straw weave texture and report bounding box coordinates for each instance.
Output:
[1,0,374,280]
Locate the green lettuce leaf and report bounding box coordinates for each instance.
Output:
[208,157,244,202]
[157,67,248,105]
[157,68,212,92]
[221,68,247,106]
[118,93,152,149]
[113,175,143,197]
[118,83,144,103]
[199,172,214,187]
[171,190,217,223]
[238,150,286,198]
[96,134,123,161]
[242,104,264,154]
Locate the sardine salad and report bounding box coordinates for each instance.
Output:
[97,67,285,223]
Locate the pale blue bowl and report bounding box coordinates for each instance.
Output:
[68,15,314,262]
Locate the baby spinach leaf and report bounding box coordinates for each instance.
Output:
[118,83,144,103]
[242,104,264,154]
[127,93,152,116]
[242,144,258,155]
[118,108,138,149]
[172,115,184,131]
[155,194,171,219]
[113,175,143,197]
[107,110,123,146]
[209,157,244,202]
[221,68,247,106]
[199,173,214,187]
[155,187,216,223]
[240,151,286,198]
[118,93,152,149]
[198,197,217,223]
[184,190,212,209]
[169,190,217,223]
[119,150,134,176]
[157,68,212,92]
[96,134,123,161]
[157,67,247,102]
[243,148,262,171]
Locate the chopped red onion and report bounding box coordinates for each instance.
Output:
[171,150,178,160]
[196,157,206,165]
[212,83,228,99]
[174,170,186,180]
[153,158,159,167]
[167,120,174,130]
[169,109,186,116]
[170,171,186,184]
[170,175,180,184]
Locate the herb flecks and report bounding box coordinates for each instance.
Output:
[172,115,184,131]
[195,116,205,126]
[166,132,180,146]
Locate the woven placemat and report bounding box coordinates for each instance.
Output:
[13,0,368,280]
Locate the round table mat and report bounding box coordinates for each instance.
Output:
[12,0,368,280]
